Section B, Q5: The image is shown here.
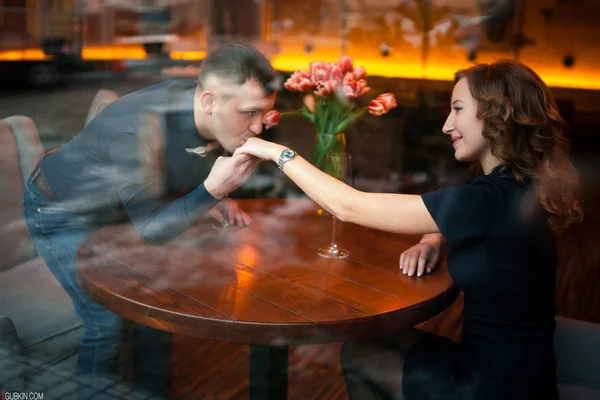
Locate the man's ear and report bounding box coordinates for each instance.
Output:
[200,91,216,115]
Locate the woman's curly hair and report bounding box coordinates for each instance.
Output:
[455,60,583,234]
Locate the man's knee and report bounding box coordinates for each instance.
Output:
[80,305,125,338]
[341,338,385,373]
[341,340,357,372]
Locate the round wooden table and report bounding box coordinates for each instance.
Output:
[76,199,457,399]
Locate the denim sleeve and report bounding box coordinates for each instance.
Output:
[108,132,219,244]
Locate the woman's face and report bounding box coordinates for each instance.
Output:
[442,78,490,163]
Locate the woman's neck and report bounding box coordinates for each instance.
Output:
[480,150,502,175]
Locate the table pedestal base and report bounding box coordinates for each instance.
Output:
[249,344,289,400]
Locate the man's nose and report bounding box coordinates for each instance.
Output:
[250,120,263,136]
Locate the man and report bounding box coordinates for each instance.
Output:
[22,42,277,399]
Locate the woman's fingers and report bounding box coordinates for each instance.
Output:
[400,245,440,277]
[426,252,440,274]
[416,251,429,277]
[407,252,424,277]
[403,250,419,276]
[399,250,414,274]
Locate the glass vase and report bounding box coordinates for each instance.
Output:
[312,131,347,171]
[312,132,347,216]
[317,152,353,259]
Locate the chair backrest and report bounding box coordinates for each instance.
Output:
[85,89,120,126]
[555,315,600,390]
[0,117,44,272]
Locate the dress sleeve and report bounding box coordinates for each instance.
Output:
[421,180,505,245]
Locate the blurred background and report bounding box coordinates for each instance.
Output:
[2,0,599,321]
[2,0,600,182]
[1,1,599,398]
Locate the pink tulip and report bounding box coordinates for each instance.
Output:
[297,77,314,92]
[352,65,367,80]
[330,76,343,91]
[284,70,315,93]
[338,56,354,74]
[340,76,370,99]
[314,80,334,97]
[330,64,343,81]
[309,61,331,84]
[356,79,371,97]
[284,79,297,91]
[368,100,387,116]
[343,79,359,100]
[296,69,311,79]
[309,61,328,75]
[375,93,397,109]
[263,110,281,129]
[313,68,331,84]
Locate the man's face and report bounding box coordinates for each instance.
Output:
[207,78,276,153]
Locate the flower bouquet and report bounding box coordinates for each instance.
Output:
[263,55,398,172]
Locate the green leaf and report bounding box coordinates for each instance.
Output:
[301,110,316,124]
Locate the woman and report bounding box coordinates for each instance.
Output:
[235,60,582,399]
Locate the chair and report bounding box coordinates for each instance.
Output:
[555,316,600,399]
[85,89,119,126]
[0,116,82,393]
[419,294,600,399]
[0,117,43,268]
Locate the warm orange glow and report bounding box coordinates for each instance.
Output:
[234,245,260,268]
[82,47,206,61]
[271,54,600,91]
[169,51,207,60]
[82,45,147,60]
[0,45,205,62]
[531,74,600,91]
[2,45,599,91]
[0,49,50,61]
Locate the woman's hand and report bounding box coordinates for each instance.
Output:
[235,137,286,163]
[399,233,444,277]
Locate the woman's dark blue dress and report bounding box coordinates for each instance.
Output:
[403,166,559,400]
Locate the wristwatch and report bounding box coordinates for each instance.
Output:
[278,149,297,170]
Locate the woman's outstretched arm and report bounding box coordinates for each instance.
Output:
[235,138,440,235]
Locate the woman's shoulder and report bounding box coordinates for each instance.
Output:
[472,165,530,194]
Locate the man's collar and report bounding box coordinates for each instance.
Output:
[177,83,203,143]
[176,83,224,156]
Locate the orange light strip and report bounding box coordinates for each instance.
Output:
[0,49,50,61]
[81,45,147,60]
[169,51,207,60]
[271,54,600,91]
[1,46,206,61]
[2,46,599,91]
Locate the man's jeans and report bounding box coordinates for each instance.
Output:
[22,173,172,399]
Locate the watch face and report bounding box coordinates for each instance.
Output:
[283,149,295,158]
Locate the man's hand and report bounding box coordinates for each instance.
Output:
[204,153,261,200]
[208,198,252,227]
[399,233,444,277]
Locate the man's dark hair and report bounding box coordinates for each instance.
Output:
[198,41,278,95]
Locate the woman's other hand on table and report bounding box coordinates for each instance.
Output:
[399,233,444,277]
